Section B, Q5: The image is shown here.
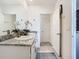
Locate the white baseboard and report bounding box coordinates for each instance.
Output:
[51,46,63,59]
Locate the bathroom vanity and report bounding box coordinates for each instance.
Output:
[0,33,36,59]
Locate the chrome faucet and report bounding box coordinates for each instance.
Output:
[3,30,10,35]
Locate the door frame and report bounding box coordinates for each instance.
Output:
[72,0,76,59]
[59,2,76,59]
[59,4,63,57]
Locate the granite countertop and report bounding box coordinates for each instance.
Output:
[0,33,35,46]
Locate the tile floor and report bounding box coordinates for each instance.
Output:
[37,42,54,53]
[36,42,57,59]
[36,53,57,59]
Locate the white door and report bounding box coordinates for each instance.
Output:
[40,14,50,43]
[52,7,60,56]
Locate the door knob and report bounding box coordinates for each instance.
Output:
[41,31,44,32]
[57,33,61,35]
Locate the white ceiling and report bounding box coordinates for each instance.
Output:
[26,0,57,7]
[0,0,25,6]
[0,0,57,7]
[0,0,57,13]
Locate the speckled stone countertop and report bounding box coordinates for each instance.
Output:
[0,33,35,46]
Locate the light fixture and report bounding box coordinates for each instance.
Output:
[30,0,32,1]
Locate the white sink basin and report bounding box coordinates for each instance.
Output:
[14,36,34,41]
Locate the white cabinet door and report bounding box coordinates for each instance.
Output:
[0,46,30,59]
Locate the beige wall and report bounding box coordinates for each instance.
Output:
[50,0,72,59]
[50,5,60,56]
[62,0,72,59]
[4,14,16,30]
[0,9,6,35]
[0,8,16,36]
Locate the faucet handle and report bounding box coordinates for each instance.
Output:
[2,30,10,34]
